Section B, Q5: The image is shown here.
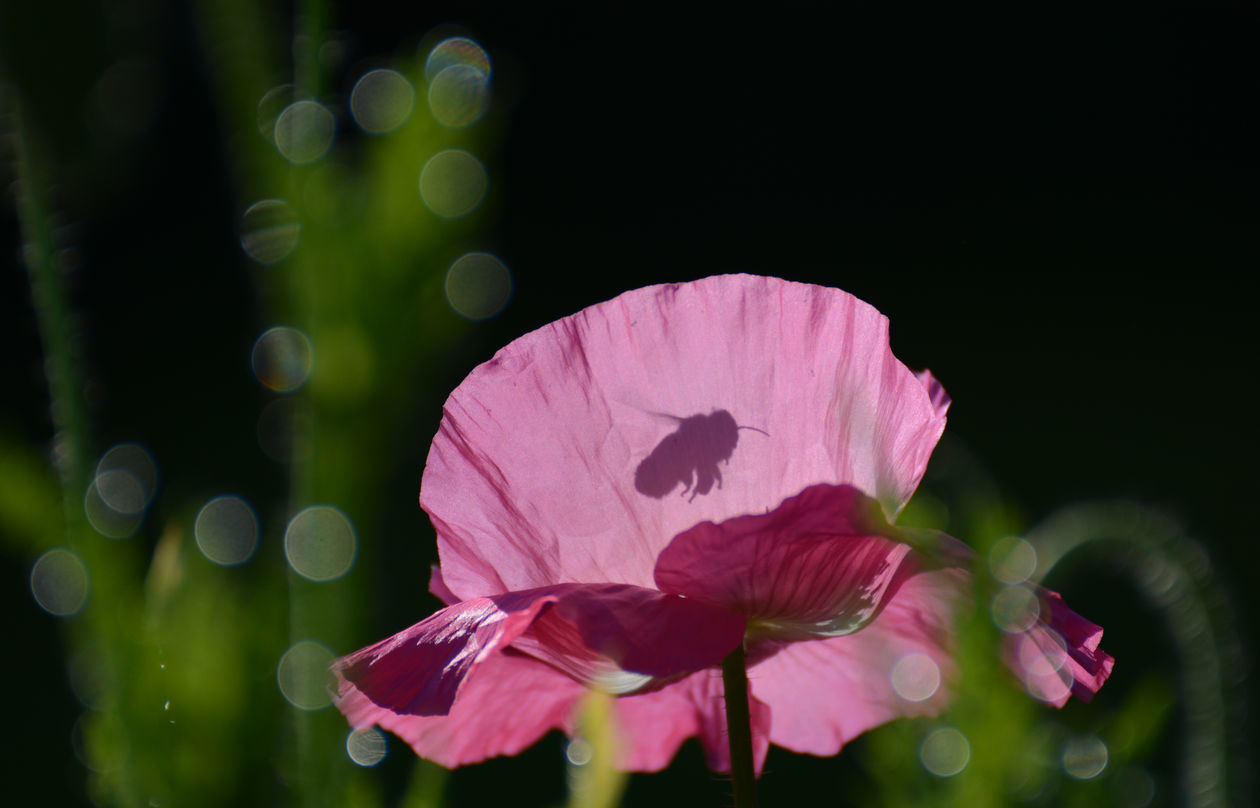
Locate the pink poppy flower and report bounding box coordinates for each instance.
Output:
[334,274,1112,774]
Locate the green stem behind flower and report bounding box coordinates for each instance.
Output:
[721,644,759,808]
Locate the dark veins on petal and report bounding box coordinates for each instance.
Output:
[633,410,766,501]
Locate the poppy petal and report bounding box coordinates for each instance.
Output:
[1010,588,1115,706]
[612,669,771,775]
[655,484,916,641]
[337,650,584,767]
[334,591,558,717]
[748,567,967,756]
[334,583,745,722]
[512,583,745,694]
[421,275,949,601]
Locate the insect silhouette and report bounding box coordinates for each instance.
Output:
[633,409,768,501]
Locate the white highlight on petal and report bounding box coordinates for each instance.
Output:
[890,652,941,702]
[1063,733,1109,780]
[346,728,388,766]
[988,535,1038,584]
[30,548,90,616]
[284,505,357,582]
[589,668,653,696]
[920,726,971,777]
[194,495,259,566]
[277,640,334,710]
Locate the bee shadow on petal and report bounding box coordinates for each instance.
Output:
[633,410,766,502]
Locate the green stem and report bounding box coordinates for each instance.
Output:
[721,643,759,808]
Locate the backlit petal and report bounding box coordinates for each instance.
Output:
[655,484,916,641]
[510,583,745,694]
[338,650,584,767]
[422,275,949,600]
[1010,588,1115,706]
[612,669,771,775]
[334,591,557,717]
[748,568,967,756]
[334,583,744,723]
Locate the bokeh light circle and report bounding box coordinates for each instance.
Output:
[241,199,301,265]
[566,738,594,766]
[988,535,1038,585]
[274,100,335,165]
[990,584,1040,633]
[84,443,157,540]
[1063,733,1109,780]
[419,149,487,219]
[890,652,941,702]
[257,83,295,139]
[95,443,158,514]
[284,505,357,581]
[30,548,89,616]
[444,252,512,320]
[919,726,971,777]
[276,640,335,710]
[257,398,313,464]
[350,69,415,134]
[346,728,388,766]
[424,37,491,82]
[194,495,260,566]
[428,64,490,128]
[94,469,146,515]
[252,326,314,393]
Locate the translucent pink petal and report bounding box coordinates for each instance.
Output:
[915,369,951,420]
[612,669,771,775]
[509,583,745,694]
[429,563,459,606]
[338,650,585,767]
[1010,588,1115,707]
[335,583,744,721]
[748,567,968,756]
[655,484,916,641]
[334,592,557,717]
[421,275,949,600]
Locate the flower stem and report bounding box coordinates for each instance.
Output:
[721,643,759,808]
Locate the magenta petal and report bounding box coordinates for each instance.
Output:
[428,564,459,606]
[915,369,951,419]
[1009,588,1115,706]
[335,592,558,717]
[748,568,967,756]
[655,484,915,640]
[336,582,744,720]
[612,670,771,775]
[512,583,745,693]
[421,275,949,601]
[338,650,585,767]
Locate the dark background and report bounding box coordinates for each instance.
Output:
[3,10,1256,806]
